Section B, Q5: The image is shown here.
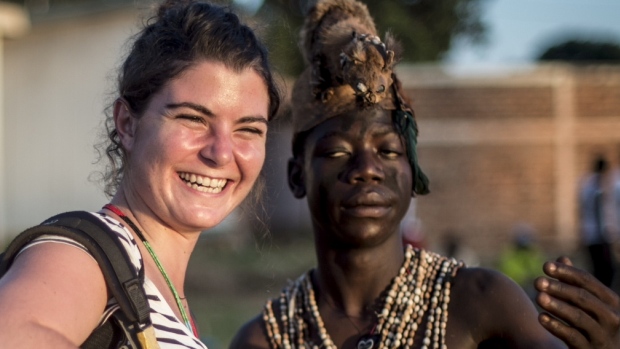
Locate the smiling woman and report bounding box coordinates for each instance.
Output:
[115,61,270,234]
[0,1,280,348]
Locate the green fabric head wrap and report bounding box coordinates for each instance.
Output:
[390,80,430,195]
[291,0,430,196]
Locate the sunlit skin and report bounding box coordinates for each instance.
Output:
[0,60,271,348]
[115,60,270,237]
[110,60,270,325]
[294,108,412,249]
[289,108,561,349]
[230,108,620,349]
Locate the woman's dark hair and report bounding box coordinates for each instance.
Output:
[100,0,281,197]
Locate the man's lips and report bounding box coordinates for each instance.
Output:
[341,192,391,218]
[341,191,391,207]
[340,205,390,218]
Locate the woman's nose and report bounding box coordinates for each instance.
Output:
[200,131,233,167]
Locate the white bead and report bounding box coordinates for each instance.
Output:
[267,247,463,349]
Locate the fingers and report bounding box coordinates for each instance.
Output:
[538,312,589,348]
[556,256,573,267]
[541,260,619,307]
[535,257,620,348]
[536,282,604,336]
[536,265,619,328]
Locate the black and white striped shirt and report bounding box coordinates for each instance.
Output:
[22,212,208,349]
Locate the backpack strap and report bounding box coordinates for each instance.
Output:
[0,211,159,349]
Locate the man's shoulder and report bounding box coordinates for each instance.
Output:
[451,266,542,314]
[229,313,270,349]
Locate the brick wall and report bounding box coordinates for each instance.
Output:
[411,86,553,120]
[265,64,620,264]
[397,64,620,262]
[416,144,556,261]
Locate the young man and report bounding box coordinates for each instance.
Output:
[231,0,620,348]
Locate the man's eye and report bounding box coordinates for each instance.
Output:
[324,150,349,158]
[381,149,401,158]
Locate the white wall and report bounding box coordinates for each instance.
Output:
[2,7,140,239]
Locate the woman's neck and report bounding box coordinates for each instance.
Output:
[105,194,198,287]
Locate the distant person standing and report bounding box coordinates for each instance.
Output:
[579,156,617,287]
[498,223,545,299]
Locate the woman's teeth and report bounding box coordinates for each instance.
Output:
[179,172,227,193]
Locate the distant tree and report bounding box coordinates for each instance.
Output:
[13,0,487,75]
[256,0,488,76]
[538,39,620,64]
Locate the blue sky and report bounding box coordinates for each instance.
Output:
[445,0,620,68]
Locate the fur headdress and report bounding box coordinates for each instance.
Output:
[291,0,429,195]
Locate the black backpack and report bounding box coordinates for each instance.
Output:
[0,211,159,349]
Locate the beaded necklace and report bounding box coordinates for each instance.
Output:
[103,204,197,336]
[263,245,464,349]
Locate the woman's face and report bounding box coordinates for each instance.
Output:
[122,61,269,233]
[294,108,413,247]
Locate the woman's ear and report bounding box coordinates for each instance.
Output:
[287,157,306,198]
[113,98,137,151]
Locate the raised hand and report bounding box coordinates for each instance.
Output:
[535,256,620,348]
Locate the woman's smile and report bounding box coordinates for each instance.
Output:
[122,60,269,233]
[178,172,228,193]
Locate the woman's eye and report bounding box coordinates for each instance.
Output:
[239,127,265,136]
[178,115,205,123]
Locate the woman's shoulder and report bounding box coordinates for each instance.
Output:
[0,229,109,346]
[89,211,143,269]
[25,211,138,251]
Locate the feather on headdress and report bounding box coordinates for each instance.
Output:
[292,0,429,195]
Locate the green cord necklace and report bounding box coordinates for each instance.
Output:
[104,204,196,335]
